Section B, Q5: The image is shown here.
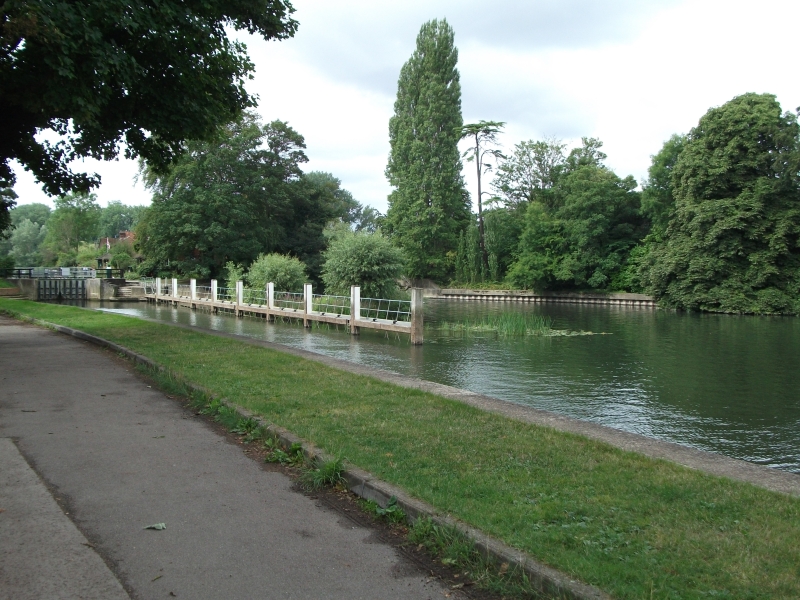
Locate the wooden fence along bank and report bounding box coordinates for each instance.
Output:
[142,278,424,345]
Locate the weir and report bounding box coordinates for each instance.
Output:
[141,278,424,344]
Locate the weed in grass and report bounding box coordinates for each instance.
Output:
[299,457,345,490]
[362,495,407,524]
[265,441,305,467]
[409,518,544,599]
[231,416,260,436]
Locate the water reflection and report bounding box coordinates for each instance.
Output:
[94,300,800,472]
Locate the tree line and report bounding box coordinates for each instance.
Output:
[0,196,146,270]
[2,10,798,313]
[383,19,800,315]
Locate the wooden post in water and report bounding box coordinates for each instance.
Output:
[410,288,423,345]
[211,279,218,313]
[350,285,360,336]
[172,278,178,306]
[155,277,161,302]
[303,283,312,328]
[236,281,244,317]
[190,278,196,304]
[267,282,275,322]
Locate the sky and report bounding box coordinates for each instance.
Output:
[11,0,800,213]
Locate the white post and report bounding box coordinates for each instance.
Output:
[350,285,360,335]
[267,282,275,322]
[155,277,161,299]
[172,278,178,299]
[236,280,244,317]
[211,279,218,303]
[190,278,197,301]
[303,283,312,327]
[410,288,423,345]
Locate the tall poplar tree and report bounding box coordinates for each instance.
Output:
[385,19,469,281]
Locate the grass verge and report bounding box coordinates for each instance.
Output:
[0,278,15,288]
[3,299,799,599]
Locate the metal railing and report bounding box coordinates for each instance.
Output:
[311,294,350,316]
[360,297,411,322]
[1,267,124,279]
[177,284,191,297]
[196,285,212,300]
[273,291,304,311]
[217,287,235,303]
[242,287,266,306]
[141,277,157,294]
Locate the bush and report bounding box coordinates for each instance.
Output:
[246,253,307,293]
[321,231,404,298]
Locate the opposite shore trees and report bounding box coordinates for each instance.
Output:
[385,19,470,281]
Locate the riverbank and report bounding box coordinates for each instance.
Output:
[427,288,657,308]
[2,299,799,599]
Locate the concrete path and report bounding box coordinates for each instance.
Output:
[0,317,453,600]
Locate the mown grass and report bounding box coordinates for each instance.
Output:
[3,299,799,600]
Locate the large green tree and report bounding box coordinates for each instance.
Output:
[0,0,297,223]
[137,113,358,280]
[98,201,148,238]
[41,192,102,265]
[492,137,567,209]
[509,140,645,291]
[385,19,469,281]
[643,93,800,314]
[640,134,687,232]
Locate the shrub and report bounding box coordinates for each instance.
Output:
[247,253,307,293]
[321,231,404,298]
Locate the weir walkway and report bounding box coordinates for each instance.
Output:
[142,278,424,344]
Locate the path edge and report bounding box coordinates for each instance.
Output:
[4,311,611,600]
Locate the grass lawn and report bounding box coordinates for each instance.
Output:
[2,299,798,600]
[0,279,15,288]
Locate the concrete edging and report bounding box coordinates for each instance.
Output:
[10,313,611,600]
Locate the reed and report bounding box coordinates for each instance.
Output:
[438,312,553,336]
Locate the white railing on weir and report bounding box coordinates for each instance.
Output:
[143,278,423,343]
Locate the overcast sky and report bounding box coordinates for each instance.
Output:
[11,0,800,213]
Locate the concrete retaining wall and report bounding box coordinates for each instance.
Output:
[429,288,657,308]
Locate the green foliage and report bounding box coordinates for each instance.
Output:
[0,0,297,207]
[247,253,307,293]
[223,262,246,289]
[98,201,147,238]
[321,231,405,298]
[641,134,686,232]
[41,192,102,265]
[0,185,16,239]
[385,19,470,281]
[459,120,505,271]
[492,137,566,208]
[10,203,51,228]
[109,240,134,271]
[644,93,800,314]
[509,162,644,291]
[75,242,101,267]
[137,114,354,280]
[299,457,345,490]
[8,218,47,266]
[454,220,485,285]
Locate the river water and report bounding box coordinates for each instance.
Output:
[91,299,800,473]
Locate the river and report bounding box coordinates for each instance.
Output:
[90,299,800,473]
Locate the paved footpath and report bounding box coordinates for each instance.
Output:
[0,316,453,600]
